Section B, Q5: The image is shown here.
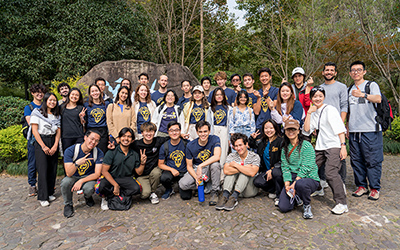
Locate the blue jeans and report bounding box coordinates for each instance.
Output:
[27,138,37,186]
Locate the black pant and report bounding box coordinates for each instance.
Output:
[253,167,284,195]
[160,170,185,190]
[87,127,108,154]
[62,137,84,154]
[98,177,140,199]
[35,135,58,201]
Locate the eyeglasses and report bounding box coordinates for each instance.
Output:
[350,68,364,73]
[168,129,181,133]
[231,79,240,82]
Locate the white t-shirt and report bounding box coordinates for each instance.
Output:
[302,104,346,150]
[348,81,381,132]
[30,113,59,135]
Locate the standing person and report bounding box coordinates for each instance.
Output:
[230,74,242,94]
[208,71,236,105]
[242,73,259,108]
[151,75,168,106]
[278,119,319,219]
[158,122,188,200]
[270,82,304,127]
[201,76,212,99]
[177,80,192,109]
[253,67,279,133]
[215,133,260,211]
[120,78,134,104]
[152,90,185,137]
[303,87,348,214]
[60,88,86,153]
[84,84,111,154]
[132,84,156,140]
[179,121,221,205]
[348,61,383,200]
[288,67,313,114]
[138,73,150,86]
[106,86,136,144]
[182,85,214,141]
[249,119,283,206]
[29,93,61,207]
[95,77,113,103]
[24,84,46,197]
[228,90,256,138]
[210,87,231,176]
[57,82,70,105]
[61,130,104,217]
[320,62,348,185]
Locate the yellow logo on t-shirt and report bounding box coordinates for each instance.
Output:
[77,160,92,176]
[90,108,105,123]
[170,150,184,168]
[261,97,269,112]
[272,146,279,152]
[214,109,226,124]
[192,107,204,122]
[163,111,176,119]
[157,97,164,105]
[139,106,151,121]
[247,97,253,108]
[197,149,211,162]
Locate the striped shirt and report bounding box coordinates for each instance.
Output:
[225,150,260,167]
[281,140,319,182]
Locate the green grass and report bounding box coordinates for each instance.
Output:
[6,160,65,176]
[383,136,400,154]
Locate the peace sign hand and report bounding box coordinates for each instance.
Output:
[251,130,260,139]
[76,153,94,166]
[140,149,147,164]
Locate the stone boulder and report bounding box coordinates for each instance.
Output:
[77,60,200,99]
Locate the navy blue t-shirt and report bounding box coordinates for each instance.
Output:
[84,101,110,128]
[256,86,279,130]
[24,102,42,117]
[177,96,190,109]
[213,105,228,126]
[151,90,165,106]
[208,88,237,105]
[159,139,187,172]
[159,106,177,133]
[64,144,104,177]
[189,103,206,124]
[137,102,151,134]
[246,91,257,109]
[186,135,221,166]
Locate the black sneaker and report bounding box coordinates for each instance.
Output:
[224,196,238,211]
[209,191,218,206]
[215,194,228,210]
[85,196,95,207]
[64,205,74,218]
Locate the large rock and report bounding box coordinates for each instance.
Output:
[77,60,200,98]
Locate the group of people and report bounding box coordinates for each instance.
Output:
[23,60,384,220]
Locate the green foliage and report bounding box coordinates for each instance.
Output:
[385,116,400,141]
[6,160,28,176]
[49,75,87,100]
[0,159,8,173]
[383,136,400,154]
[0,96,30,130]
[0,125,27,163]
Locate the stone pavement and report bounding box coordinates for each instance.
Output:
[0,156,399,249]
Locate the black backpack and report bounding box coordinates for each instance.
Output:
[21,104,34,139]
[348,81,393,132]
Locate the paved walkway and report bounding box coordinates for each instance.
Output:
[1,156,399,249]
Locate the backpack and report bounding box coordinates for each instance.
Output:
[73,144,98,163]
[348,82,394,132]
[21,104,34,139]
[163,139,188,159]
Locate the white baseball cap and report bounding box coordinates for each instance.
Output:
[192,85,204,93]
[291,67,306,78]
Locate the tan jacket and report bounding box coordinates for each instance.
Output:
[106,103,137,138]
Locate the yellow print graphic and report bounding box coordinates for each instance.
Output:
[157,97,164,105]
[90,108,105,123]
[261,97,269,112]
[197,149,211,162]
[272,146,279,152]
[170,150,184,168]
[247,97,253,108]
[192,107,204,122]
[139,106,151,121]
[77,159,92,176]
[163,111,176,119]
[214,109,226,124]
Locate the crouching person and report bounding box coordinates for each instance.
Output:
[98,127,145,210]
[179,121,221,205]
[61,130,104,218]
[216,133,260,211]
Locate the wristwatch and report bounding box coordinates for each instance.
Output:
[364,93,368,99]
[341,142,346,146]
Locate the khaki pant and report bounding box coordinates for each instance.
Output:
[214,125,229,181]
[223,173,258,198]
[137,167,162,199]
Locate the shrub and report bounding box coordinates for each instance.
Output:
[0,125,27,163]
[0,159,8,173]
[0,96,30,129]
[383,136,400,155]
[385,116,400,141]
[6,160,28,175]
[49,75,87,100]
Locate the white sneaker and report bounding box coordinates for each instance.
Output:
[331,203,349,215]
[48,195,56,201]
[40,200,50,207]
[101,198,109,210]
[274,198,279,206]
[321,180,329,189]
[268,193,276,199]
[149,193,159,204]
[311,189,324,197]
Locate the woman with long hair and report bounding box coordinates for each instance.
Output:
[228,90,255,138]
[29,93,61,207]
[83,84,111,154]
[270,82,305,128]
[60,88,86,152]
[152,89,185,137]
[182,85,213,140]
[132,84,156,140]
[249,119,283,206]
[106,86,137,144]
[278,119,319,219]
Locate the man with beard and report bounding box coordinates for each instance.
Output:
[57,82,71,105]
[151,75,169,106]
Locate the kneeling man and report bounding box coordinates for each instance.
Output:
[216,133,260,211]
[61,130,104,218]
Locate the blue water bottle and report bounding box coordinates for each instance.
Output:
[198,180,205,202]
